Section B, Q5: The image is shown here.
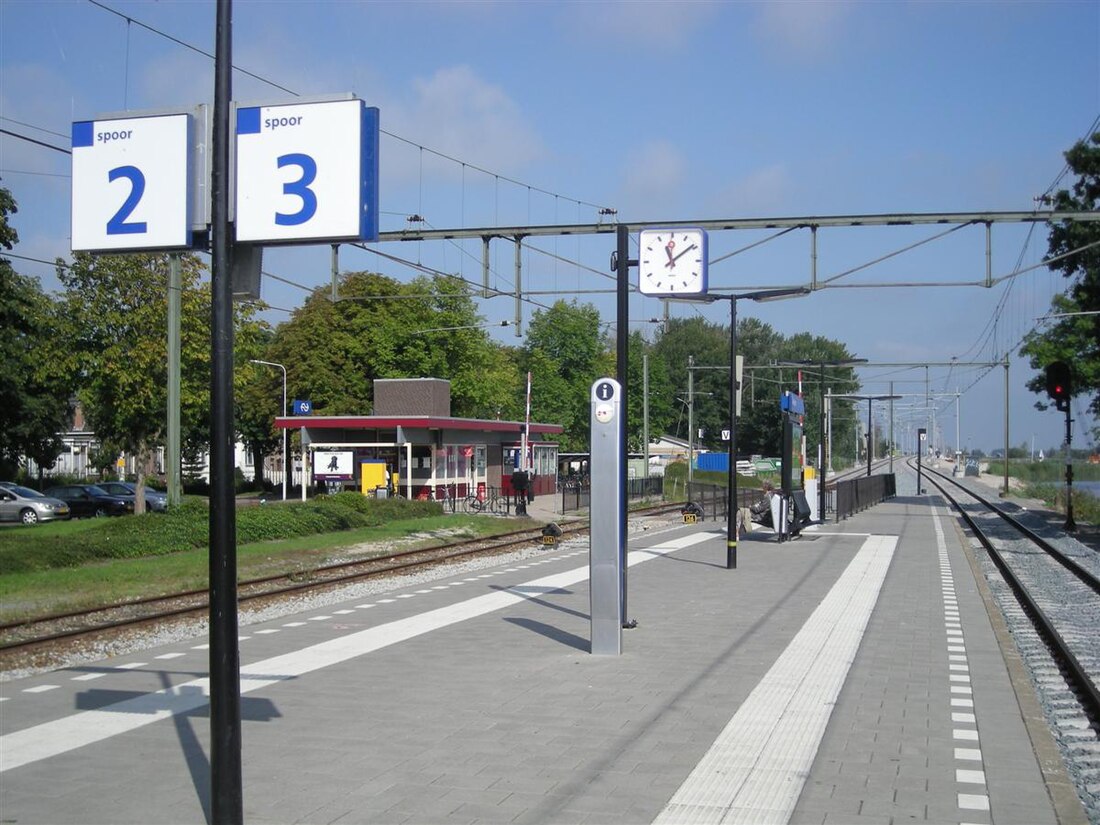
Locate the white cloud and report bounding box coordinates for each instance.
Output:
[382,65,545,184]
[618,139,689,218]
[707,163,794,215]
[558,0,721,51]
[752,1,855,61]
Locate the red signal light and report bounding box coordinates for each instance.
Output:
[1045,362,1072,412]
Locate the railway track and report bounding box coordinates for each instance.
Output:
[911,460,1100,820]
[0,502,683,665]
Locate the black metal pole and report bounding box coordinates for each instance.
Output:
[1064,404,1076,533]
[866,399,872,477]
[819,362,826,522]
[210,0,242,821]
[727,297,737,569]
[615,224,632,625]
[917,426,924,494]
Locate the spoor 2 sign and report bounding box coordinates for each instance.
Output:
[234,98,379,244]
[71,112,192,252]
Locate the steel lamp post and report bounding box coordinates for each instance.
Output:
[677,287,808,569]
[249,359,287,500]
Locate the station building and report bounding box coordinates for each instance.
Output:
[275,378,562,502]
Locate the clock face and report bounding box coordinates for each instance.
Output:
[638,228,708,295]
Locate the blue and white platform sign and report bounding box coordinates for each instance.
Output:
[292,399,313,415]
[71,113,192,252]
[234,98,379,244]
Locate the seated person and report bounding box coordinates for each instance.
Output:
[749,481,776,528]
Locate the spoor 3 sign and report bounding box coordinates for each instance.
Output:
[234,99,379,244]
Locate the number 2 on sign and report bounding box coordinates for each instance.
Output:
[275,153,317,226]
[105,165,148,235]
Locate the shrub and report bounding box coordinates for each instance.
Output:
[0,494,445,575]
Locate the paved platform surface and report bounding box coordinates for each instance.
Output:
[0,470,1077,824]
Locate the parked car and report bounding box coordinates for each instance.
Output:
[43,484,134,518]
[0,485,72,524]
[97,481,169,513]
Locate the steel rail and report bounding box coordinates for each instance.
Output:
[0,503,683,656]
[921,462,1100,593]
[912,460,1100,729]
[0,526,576,653]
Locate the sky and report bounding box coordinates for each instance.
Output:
[1,0,1098,456]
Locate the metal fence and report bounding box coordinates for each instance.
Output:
[685,482,760,521]
[560,475,665,513]
[833,473,896,522]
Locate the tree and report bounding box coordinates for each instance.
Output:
[625,330,675,453]
[0,188,74,480]
[652,317,729,447]
[652,315,862,461]
[1022,133,1100,441]
[57,252,268,509]
[267,270,522,420]
[523,301,612,451]
[236,326,281,491]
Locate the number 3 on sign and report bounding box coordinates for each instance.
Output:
[275,153,317,226]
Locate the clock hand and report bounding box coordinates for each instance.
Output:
[665,239,676,266]
[670,243,698,264]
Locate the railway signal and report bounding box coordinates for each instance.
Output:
[1044,361,1072,412]
[1043,361,1077,533]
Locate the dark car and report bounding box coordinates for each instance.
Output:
[43,484,134,518]
[97,481,169,513]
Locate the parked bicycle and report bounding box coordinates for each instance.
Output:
[462,486,511,516]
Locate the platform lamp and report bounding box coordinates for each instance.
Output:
[249,359,287,501]
[674,287,809,569]
[776,358,867,523]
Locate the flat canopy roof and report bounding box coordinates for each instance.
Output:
[275,415,563,435]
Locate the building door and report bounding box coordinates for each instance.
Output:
[473,445,487,497]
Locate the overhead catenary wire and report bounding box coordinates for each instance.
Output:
[82,0,612,220]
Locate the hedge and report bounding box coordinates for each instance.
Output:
[0,495,444,575]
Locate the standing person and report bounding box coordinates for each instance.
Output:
[511,469,529,516]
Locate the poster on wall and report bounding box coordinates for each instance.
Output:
[314,450,354,480]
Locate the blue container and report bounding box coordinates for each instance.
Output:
[695,452,729,473]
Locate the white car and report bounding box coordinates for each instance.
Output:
[0,485,72,525]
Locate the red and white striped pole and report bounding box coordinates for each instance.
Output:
[523,371,532,471]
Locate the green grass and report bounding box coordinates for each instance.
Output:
[982,460,1099,526]
[1017,482,1100,526]
[0,496,536,623]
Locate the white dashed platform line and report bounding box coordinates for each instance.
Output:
[0,530,714,774]
[652,533,897,825]
[930,503,989,820]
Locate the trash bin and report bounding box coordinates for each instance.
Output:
[375,486,388,499]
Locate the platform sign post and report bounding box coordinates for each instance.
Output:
[71,112,193,252]
[234,98,379,244]
[590,378,624,655]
